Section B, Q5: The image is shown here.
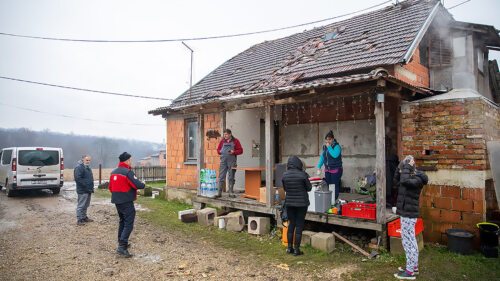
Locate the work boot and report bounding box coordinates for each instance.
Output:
[83,217,94,223]
[77,219,85,226]
[293,246,303,256]
[116,244,132,258]
[286,243,293,254]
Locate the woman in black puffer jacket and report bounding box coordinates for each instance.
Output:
[282,156,312,256]
[393,155,428,280]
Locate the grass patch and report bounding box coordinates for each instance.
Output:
[145,180,166,189]
[94,192,500,280]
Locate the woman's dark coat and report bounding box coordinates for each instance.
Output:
[282,156,312,207]
[393,164,428,218]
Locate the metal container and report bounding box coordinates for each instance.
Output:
[314,190,332,213]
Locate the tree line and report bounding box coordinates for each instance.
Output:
[0,128,162,168]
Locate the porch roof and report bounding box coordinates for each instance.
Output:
[149,68,431,115]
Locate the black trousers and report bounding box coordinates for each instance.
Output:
[286,206,308,248]
[115,201,136,245]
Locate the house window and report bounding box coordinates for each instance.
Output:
[185,119,198,162]
[430,33,452,67]
[477,49,484,73]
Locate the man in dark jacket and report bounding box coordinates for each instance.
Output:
[74,155,94,225]
[393,155,428,280]
[282,156,312,256]
[109,152,145,257]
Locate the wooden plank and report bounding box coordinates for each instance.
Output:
[197,113,205,191]
[265,104,275,207]
[375,93,387,225]
[194,195,273,214]
[332,231,371,257]
[305,213,383,231]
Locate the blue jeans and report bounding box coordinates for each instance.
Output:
[325,168,343,201]
[115,201,136,245]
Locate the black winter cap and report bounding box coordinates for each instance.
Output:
[119,152,131,162]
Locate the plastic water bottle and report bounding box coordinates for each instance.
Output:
[201,182,206,196]
[274,190,280,204]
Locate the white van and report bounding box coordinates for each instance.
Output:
[0,147,64,197]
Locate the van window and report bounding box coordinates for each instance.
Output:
[18,150,59,166]
[1,150,12,165]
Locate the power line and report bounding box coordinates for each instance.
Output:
[0,76,173,101]
[0,1,392,43]
[447,0,471,9]
[0,102,164,127]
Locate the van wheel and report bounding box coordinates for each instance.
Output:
[51,188,61,195]
[6,187,16,197]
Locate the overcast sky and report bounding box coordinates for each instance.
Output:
[0,0,499,143]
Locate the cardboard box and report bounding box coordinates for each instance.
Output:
[259,187,267,204]
[275,187,285,200]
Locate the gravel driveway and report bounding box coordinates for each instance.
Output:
[0,183,350,281]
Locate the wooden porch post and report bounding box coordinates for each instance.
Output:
[164,118,168,186]
[197,113,205,186]
[375,92,387,245]
[265,104,275,207]
[221,110,226,132]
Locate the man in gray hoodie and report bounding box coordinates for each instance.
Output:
[74,155,94,225]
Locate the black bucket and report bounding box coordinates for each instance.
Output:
[446,229,474,255]
[476,222,499,247]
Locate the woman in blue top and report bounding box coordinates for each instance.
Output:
[316,130,343,201]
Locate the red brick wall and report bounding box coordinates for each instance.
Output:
[401,97,499,245]
[166,118,198,189]
[166,113,222,189]
[420,185,484,244]
[204,113,221,172]
[392,48,430,88]
[402,99,487,170]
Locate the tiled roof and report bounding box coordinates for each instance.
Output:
[148,69,432,114]
[153,0,442,113]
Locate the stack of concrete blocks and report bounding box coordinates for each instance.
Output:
[178,209,196,220]
[390,233,424,255]
[301,230,317,246]
[196,208,217,226]
[311,232,335,253]
[248,217,271,235]
[224,211,245,232]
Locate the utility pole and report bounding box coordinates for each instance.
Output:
[182,41,194,101]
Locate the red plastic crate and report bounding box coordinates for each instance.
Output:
[387,218,424,237]
[341,202,376,220]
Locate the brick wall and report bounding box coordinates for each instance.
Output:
[165,113,222,190]
[401,96,499,244]
[392,48,430,88]
[166,118,198,189]
[420,185,484,244]
[204,113,221,172]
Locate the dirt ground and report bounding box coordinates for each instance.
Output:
[0,183,349,281]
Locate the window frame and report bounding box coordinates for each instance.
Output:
[184,118,199,163]
[1,149,12,165]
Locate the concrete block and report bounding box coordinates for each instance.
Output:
[248,217,271,235]
[196,208,216,226]
[225,211,245,232]
[301,230,317,246]
[178,209,196,220]
[311,232,335,253]
[390,233,424,255]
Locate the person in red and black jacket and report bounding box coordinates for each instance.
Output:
[109,152,145,258]
[216,129,243,197]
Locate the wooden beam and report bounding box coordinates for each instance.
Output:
[375,93,387,226]
[265,104,275,207]
[221,110,226,133]
[197,113,205,190]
